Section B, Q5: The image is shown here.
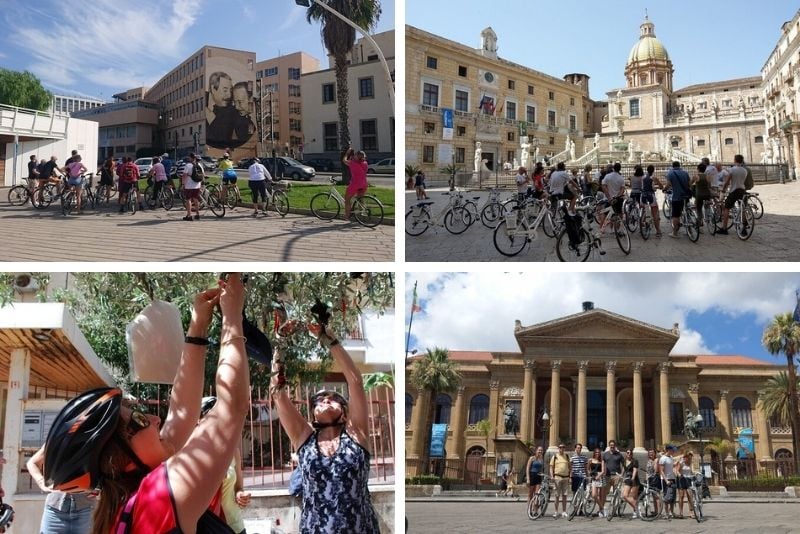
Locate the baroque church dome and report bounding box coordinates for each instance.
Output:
[626,16,670,65]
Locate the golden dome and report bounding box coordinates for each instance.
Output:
[627,17,670,65]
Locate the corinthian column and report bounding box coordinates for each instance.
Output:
[659,362,671,446]
[718,389,731,440]
[606,361,617,444]
[577,360,589,446]
[450,386,467,460]
[633,361,646,453]
[521,360,535,443]
[549,360,561,450]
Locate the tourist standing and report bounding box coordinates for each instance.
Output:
[515,167,528,203]
[62,155,88,212]
[182,154,202,221]
[658,444,678,518]
[642,164,664,237]
[550,443,571,518]
[341,149,369,220]
[601,440,625,516]
[622,449,641,518]
[676,452,696,519]
[118,157,141,213]
[149,156,168,206]
[570,443,589,496]
[415,170,428,200]
[691,163,712,231]
[719,154,748,234]
[247,158,273,217]
[665,161,691,237]
[525,446,545,510]
[588,448,605,517]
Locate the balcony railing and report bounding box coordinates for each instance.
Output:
[0,103,69,139]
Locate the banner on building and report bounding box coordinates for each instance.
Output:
[429,423,448,458]
[442,108,454,140]
[205,55,257,156]
[737,427,754,457]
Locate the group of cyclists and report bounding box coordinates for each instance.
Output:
[523,440,703,520]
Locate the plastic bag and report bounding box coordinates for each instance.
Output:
[126,300,184,384]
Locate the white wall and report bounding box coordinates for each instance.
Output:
[363,311,394,367]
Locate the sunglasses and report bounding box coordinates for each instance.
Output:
[125,408,151,438]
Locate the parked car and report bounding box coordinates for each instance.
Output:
[200,156,218,171]
[367,158,395,174]
[302,158,337,172]
[134,157,154,176]
[261,157,316,181]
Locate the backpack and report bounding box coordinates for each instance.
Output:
[122,164,135,181]
[744,166,754,190]
[190,163,202,183]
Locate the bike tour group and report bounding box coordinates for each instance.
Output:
[522,440,706,523]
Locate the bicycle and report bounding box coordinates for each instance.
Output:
[717,193,755,240]
[61,174,96,216]
[637,477,670,522]
[478,188,507,228]
[256,182,290,217]
[493,198,555,257]
[527,474,551,520]
[143,180,175,210]
[639,195,660,240]
[310,177,384,227]
[623,195,642,234]
[7,178,42,207]
[605,473,626,521]
[744,191,763,219]
[661,189,672,219]
[567,477,596,521]
[669,199,699,242]
[595,198,632,255]
[198,183,227,218]
[94,180,118,206]
[405,194,472,236]
[687,472,704,522]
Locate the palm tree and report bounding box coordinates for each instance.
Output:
[305,0,382,151]
[410,347,461,475]
[475,418,493,480]
[762,312,800,473]
[760,371,800,428]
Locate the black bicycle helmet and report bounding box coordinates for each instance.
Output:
[0,499,13,530]
[44,387,123,492]
[200,396,217,418]
[310,389,348,428]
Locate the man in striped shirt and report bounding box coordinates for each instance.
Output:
[570,443,589,494]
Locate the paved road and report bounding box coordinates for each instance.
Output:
[406,500,800,533]
[405,181,800,262]
[0,200,394,262]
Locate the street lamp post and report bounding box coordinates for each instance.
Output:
[696,412,705,478]
[293,0,394,109]
[538,407,550,453]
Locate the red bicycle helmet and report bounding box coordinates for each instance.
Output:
[44,387,123,492]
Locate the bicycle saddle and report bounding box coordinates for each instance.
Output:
[417,201,434,207]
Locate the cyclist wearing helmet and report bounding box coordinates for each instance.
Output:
[44,274,249,534]
[270,321,379,533]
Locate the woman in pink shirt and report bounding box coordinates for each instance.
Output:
[342,148,368,220]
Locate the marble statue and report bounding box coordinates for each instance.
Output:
[474,142,482,173]
[594,132,600,148]
[616,89,625,115]
[738,95,746,113]
[565,134,571,152]
[569,139,576,161]
[520,141,530,169]
[503,403,518,435]
[712,97,718,112]
[684,410,698,440]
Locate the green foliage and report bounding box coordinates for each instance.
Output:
[440,164,462,177]
[363,372,393,391]
[0,69,53,111]
[762,312,800,361]
[723,475,800,491]
[405,164,420,179]
[760,371,800,427]
[705,437,735,458]
[475,419,492,437]
[410,347,462,394]
[405,475,440,485]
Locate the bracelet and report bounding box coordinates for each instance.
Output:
[222,335,247,346]
[185,336,209,345]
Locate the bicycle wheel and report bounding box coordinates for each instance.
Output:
[144,185,156,209]
[160,189,175,211]
[31,186,50,209]
[61,191,76,216]
[310,192,340,220]
[405,207,431,236]
[735,204,754,240]
[625,205,640,233]
[128,191,138,214]
[606,491,619,521]
[567,487,582,520]
[556,228,591,262]
[584,491,597,517]
[480,201,505,228]
[7,185,30,206]
[206,192,226,217]
[692,490,702,522]
[685,207,699,242]
[83,189,95,210]
[637,491,659,521]
[640,212,652,240]
[662,196,671,219]
[542,210,559,238]
[613,218,631,255]
[748,195,764,219]
[527,495,540,520]
[461,200,479,226]
[353,195,384,227]
[224,187,240,209]
[493,219,527,256]
[444,206,472,234]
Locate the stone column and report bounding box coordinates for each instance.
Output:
[487,379,500,456]
[718,389,731,440]
[2,348,30,509]
[653,373,662,446]
[606,361,617,444]
[659,362,671,446]
[632,361,646,453]
[755,390,774,462]
[576,360,589,446]
[409,387,430,473]
[688,382,700,414]
[450,386,467,461]
[521,360,536,443]
[549,360,562,450]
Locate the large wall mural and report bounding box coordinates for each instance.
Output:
[204,57,256,153]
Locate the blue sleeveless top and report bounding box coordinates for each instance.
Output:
[298,429,379,533]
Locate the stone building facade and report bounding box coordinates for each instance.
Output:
[406,305,792,483]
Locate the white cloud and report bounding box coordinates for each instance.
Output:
[405,273,800,354]
[277,7,306,33]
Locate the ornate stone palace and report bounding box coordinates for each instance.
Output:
[405,304,792,482]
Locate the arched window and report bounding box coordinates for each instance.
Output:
[405,393,414,425]
[731,397,753,429]
[435,393,452,425]
[724,138,735,145]
[468,394,490,425]
[755,136,764,144]
[699,397,716,428]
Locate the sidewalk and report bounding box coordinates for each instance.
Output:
[405,181,800,262]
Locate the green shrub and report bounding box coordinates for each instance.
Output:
[405,475,441,485]
[723,475,800,491]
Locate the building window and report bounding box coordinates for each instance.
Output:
[455,90,469,112]
[288,67,300,80]
[468,394,489,424]
[423,145,434,163]
[526,106,536,124]
[722,99,732,107]
[288,85,301,97]
[548,91,555,101]
[359,77,374,99]
[699,397,716,428]
[725,138,734,145]
[458,65,467,77]
[426,56,438,69]
[549,137,555,145]
[289,119,302,132]
[697,139,706,147]
[507,131,515,142]
[528,85,534,95]
[570,97,575,106]
[423,83,439,107]
[360,119,377,151]
[289,102,301,114]
[755,136,764,144]
[323,122,338,152]
[506,101,516,120]
[434,394,452,425]
[508,79,515,90]
[457,126,466,137]
[548,110,556,127]
[670,402,685,436]
[405,394,413,425]
[507,150,515,162]
[630,98,640,118]
[265,67,278,77]
[732,397,753,429]
[455,147,465,163]
[569,115,577,131]
[322,83,336,104]
[424,122,435,134]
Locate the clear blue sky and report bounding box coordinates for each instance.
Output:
[0,0,395,101]
[406,1,795,100]
[406,272,800,365]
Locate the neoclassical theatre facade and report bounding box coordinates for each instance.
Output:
[406,304,793,481]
